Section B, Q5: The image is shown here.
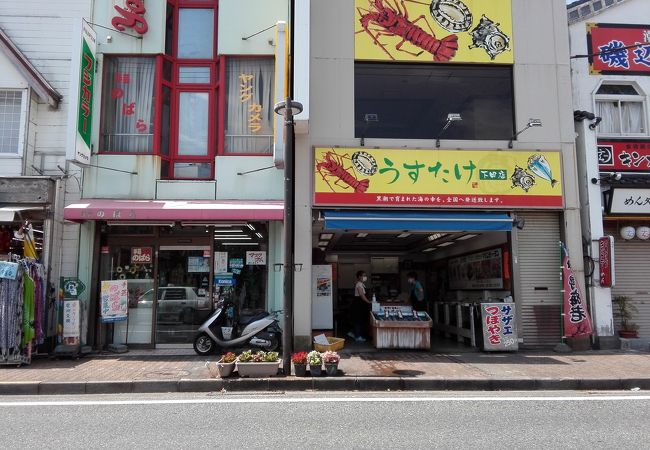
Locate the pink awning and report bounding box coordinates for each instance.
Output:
[64,199,284,222]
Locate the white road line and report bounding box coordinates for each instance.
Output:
[0,395,649,407]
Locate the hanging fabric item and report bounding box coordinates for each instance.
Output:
[14,221,38,260]
[22,273,35,348]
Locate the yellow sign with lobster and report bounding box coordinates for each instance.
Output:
[314,147,563,209]
[355,0,513,64]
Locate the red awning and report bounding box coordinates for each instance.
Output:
[64,199,284,222]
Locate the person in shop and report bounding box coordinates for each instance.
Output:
[348,270,371,342]
[407,271,426,311]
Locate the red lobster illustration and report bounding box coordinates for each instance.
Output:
[356,0,458,62]
[316,150,370,194]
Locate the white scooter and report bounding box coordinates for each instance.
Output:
[193,300,282,356]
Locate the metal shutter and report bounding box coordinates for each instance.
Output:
[517,212,563,348]
[610,238,650,337]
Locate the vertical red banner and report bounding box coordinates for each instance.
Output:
[598,236,614,288]
[561,243,593,338]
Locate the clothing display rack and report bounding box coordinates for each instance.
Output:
[0,255,47,366]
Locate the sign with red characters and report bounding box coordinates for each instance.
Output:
[597,140,650,172]
[588,23,650,75]
[598,236,615,288]
[112,0,149,35]
[131,247,153,265]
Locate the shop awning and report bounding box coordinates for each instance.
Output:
[323,210,513,232]
[64,199,284,223]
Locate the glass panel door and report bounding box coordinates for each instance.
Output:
[156,246,211,344]
[105,246,155,345]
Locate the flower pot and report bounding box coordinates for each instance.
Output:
[236,360,280,378]
[619,330,638,339]
[293,363,308,377]
[325,363,339,376]
[216,360,236,378]
[309,364,322,376]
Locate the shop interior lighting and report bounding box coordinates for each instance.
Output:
[319,233,334,240]
[211,229,245,233]
[247,224,256,231]
[437,241,454,247]
[422,247,436,253]
[214,236,252,240]
[222,242,259,246]
[356,233,368,238]
[181,221,246,227]
[508,119,542,148]
[255,232,263,239]
[427,233,447,242]
[318,241,328,246]
[397,233,411,238]
[455,234,478,241]
[435,113,462,148]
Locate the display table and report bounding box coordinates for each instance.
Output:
[370,310,432,349]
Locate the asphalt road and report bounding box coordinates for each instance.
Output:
[1,391,648,449]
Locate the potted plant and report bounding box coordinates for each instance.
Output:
[322,350,340,376]
[612,295,639,338]
[291,351,308,377]
[307,350,323,376]
[214,351,237,378]
[236,350,280,377]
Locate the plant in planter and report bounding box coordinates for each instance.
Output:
[236,350,280,378]
[322,351,340,376]
[612,295,639,338]
[291,351,308,377]
[215,351,237,378]
[307,350,323,376]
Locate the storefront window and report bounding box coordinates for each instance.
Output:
[225,58,275,154]
[178,92,209,155]
[177,8,214,59]
[100,57,156,153]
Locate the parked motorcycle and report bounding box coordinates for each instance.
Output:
[192,300,282,356]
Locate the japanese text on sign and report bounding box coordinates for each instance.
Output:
[246,251,267,266]
[588,24,650,75]
[481,303,518,351]
[239,74,263,133]
[100,280,129,323]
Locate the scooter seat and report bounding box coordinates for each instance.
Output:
[238,309,269,326]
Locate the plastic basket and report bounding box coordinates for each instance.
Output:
[313,337,345,352]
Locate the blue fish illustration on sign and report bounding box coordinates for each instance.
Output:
[527,154,557,187]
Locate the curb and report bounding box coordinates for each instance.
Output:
[0,377,648,395]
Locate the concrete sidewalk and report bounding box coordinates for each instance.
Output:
[0,346,649,395]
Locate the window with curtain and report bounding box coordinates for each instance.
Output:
[225,58,275,154]
[0,90,25,154]
[100,56,156,153]
[595,84,647,136]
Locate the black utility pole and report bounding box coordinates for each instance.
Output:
[274,97,302,375]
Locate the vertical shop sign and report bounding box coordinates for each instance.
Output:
[112,0,149,35]
[561,242,593,338]
[481,303,518,351]
[239,74,263,133]
[100,280,129,323]
[598,236,615,288]
[214,252,228,274]
[62,300,80,341]
[66,19,96,165]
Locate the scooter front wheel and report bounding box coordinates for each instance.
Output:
[193,333,217,356]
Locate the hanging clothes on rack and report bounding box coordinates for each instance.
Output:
[0,260,27,364]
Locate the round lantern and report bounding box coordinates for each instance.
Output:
[620,226,636,240]
[636,226,650,240]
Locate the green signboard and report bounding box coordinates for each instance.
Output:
[76,37,95,149]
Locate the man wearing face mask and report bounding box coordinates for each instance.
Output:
[348,270,371,342]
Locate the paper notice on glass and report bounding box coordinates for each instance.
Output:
[214,252,228,274]
[100,280,128,323]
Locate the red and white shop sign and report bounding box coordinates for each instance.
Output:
[598,236,615,288]
[112,0,149,35]
[131,246,153,264]
[598,140,650,172]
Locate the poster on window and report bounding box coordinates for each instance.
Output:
[100,280,128,323]
[448,248,503,290]
[214,251,228,274]
[187,256,209,273]
[588,23,650,75]
[354,0,513,64]
[246,251,266,266]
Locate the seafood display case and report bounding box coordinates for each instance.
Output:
[370,306,432,350]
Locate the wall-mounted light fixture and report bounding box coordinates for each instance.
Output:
[435,113,462,148]
[508,119,542,148]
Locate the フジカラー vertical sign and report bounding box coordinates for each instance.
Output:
[66,19,96,165]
